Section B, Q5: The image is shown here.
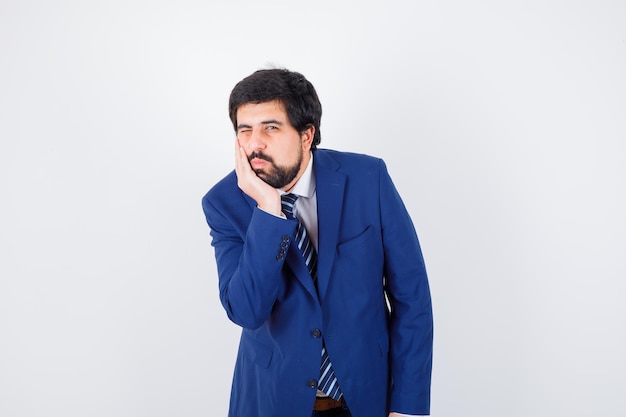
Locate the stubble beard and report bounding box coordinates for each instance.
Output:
[249,148,303,189]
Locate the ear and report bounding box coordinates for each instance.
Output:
[300,124,315,151]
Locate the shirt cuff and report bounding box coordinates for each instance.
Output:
[257,206,286,219]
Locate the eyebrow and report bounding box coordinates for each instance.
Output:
[237,119,284,130]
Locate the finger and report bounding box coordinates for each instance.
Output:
[234,140,247,173]
[234,140,242,176]
[235,139,244,163]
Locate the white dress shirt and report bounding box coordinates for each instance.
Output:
[276,152,318,251]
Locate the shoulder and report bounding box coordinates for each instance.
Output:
[201,170,247,213]
[314,148,385,172]
[203,169,236,198]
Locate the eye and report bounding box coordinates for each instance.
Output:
[266,125,278,131]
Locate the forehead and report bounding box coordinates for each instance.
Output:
[236,99,288,122]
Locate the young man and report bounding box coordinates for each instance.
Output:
[202,68,433,417]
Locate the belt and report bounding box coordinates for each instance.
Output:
[313,396,343,411]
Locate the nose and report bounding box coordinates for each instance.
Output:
[246,128,267,152]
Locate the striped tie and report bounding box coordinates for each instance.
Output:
[280,193,343,400]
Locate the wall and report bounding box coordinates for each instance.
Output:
[1,1,625,416]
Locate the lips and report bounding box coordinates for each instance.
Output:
[250,158,268,169]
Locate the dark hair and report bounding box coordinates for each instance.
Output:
[228,68,322,150]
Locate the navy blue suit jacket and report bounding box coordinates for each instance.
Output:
[202,149,433,417]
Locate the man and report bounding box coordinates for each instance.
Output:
[202,68,433,417]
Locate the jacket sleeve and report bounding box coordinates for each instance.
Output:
[378,159,434,415]
[202,196,297,329]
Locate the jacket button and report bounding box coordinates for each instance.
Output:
[311,329,321,338]
[307,379,317,388]
[282,235,290,242]
[276,254,284,261]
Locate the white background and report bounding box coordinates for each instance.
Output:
[1,1,625,416]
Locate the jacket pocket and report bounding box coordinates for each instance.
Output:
[337,225,373,250]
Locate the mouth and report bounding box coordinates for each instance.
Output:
[250,158,268,169]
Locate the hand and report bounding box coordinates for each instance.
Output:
[388,413,417,417]
[234,139,281,216]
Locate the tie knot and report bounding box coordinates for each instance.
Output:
[280,193,299,219]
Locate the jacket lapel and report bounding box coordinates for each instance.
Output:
[314,151,346,303]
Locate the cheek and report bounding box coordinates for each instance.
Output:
[236,133,250,148]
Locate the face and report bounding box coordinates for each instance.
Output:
[236,100,313,190]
